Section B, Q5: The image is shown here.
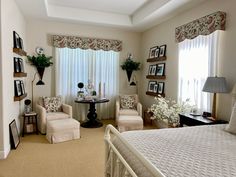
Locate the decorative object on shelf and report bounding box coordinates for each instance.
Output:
[24,99,32,113]
[14,80,22,96]
[159,45,167,57]
[150,64,157,75]
[154,84,158,93]
[154,47,160,58]
[13,57,20,73]
[18,58,24,72]
[148,95,193,126]
[35,47,44,55]
[77,82,84,99]
[13,31,21,49]
[20,80,25,95]
[121,54,140,82]
[157,82,165,94]
[149,46,157,58]
[27,54,53,85]
[148,81,157,92]
[156,63,165,76]
[202,76,228,118]
[9,119,20,149]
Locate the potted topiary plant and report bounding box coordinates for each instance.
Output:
[121,54,140,82]
[27,54,53,84]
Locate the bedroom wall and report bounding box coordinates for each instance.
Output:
[0,0,26,158]
[140,0,236,120]
[25,20,142,109]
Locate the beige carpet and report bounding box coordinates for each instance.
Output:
[0,120,155,177]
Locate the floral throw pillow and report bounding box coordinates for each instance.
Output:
[120,95,136,109]
[43,96,62,112]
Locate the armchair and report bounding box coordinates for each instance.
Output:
[36,97,72,134]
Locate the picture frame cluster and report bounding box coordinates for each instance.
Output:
[14,80,25,97]
[14,57,24,73]
[148,81,165,94]
[148,44,166,59]
[148,63,165,76]
[13,31,24,49]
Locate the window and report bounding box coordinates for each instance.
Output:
[178,31,220,112]
[55,48,119,120]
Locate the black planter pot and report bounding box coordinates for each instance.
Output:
[36,67,45,85]
[126,70,133,82]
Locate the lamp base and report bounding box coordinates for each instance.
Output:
[36,80,45,85]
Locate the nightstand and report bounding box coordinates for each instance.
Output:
[179,113,228,127]
[22,112,38,137]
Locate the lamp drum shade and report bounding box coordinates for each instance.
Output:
[202,77,228,93]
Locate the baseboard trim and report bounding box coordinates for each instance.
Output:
[0,145,10,159]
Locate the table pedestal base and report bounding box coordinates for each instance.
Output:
[81,120,103,128]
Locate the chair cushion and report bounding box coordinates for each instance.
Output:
[119,109,139,116]
[47,112,70,121]
[120,95,136,109]
[225,103,236,134]
[43,96,62,112]
[117,115,143,132]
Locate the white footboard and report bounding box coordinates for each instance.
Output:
[104,124,165,177]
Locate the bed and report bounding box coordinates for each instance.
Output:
[104,124,236,177]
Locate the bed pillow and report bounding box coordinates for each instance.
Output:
[225,103,236,134]
[43,96,62,112]
[120,95,136,109]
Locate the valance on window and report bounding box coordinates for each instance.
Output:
[52,35,122,52]
[175,11,226,43]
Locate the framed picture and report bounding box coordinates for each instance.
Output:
[20,80,25,95]
[156,63,165,76]
[9,119,20,149]
[158,82,165,94]
[148,65,153,75]
[14,80,22,96]
[13,31,20,49]
[19,38,24,50]
[13,57,20,73]
[148,81,157,92]
[159,45,167,57]
[151,64,157,75]
[154,47,160,58]
[149,46,157,58]
[154,84,158,93]
[18,58,24,72]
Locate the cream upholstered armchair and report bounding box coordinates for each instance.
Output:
[116,94,142,120]
[36,96,72,134]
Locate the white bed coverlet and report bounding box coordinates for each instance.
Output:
[110,125,236,177]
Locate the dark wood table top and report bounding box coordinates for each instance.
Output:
[75,98,109,104]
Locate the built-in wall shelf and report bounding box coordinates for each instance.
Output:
[13,48,27,56]
[14,93,27,102]
[13,72,27,77]
[146,91,165,97]
[146,75,166,79]
[147,56,166,62]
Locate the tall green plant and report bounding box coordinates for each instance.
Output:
[27,54,53,68]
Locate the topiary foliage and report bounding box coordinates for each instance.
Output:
[27,54,53,68]
[121,58,140,72]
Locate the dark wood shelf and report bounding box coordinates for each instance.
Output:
[14,93,27,102]
[146,91,165,97]
[13,48,27,56]
[147,56,166,62]
[13,72,27,77]
[146,75,166,79]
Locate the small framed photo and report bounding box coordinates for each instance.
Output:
[151,64,157,75]
[13,31,20,49]
[149,46,157,59]
[148,65,153,75]
[156,63,165,76]
[18,58,24,72]
[159,45,167,57]
[154,84,158,93]
[14,80,22,96]
[154,47,160,58]
[20,80,25,95]
[9,119,20,149]
[19,38,24,50]
[158,82,165,94]
[148,81,157,92]
[13,57,20,73]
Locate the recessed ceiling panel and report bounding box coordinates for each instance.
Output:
[48,0,148,15]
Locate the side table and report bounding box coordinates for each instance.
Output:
[143,110,154,126]
[179,113,228,127]
[22,112,38,137]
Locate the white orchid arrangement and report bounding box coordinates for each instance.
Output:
[148,95,194,126]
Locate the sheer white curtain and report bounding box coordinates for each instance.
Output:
[55,48,119,121]
[178,31,220,112]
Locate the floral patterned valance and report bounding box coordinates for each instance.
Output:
[52,35,122,52]
[175,11,226,43]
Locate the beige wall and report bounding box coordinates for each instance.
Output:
[0,0,26,158]
[25,20,142,107]
[140,0,236,120]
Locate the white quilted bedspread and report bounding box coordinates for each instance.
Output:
[112,125,236,177]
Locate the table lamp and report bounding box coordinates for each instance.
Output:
[202,76,228,118]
